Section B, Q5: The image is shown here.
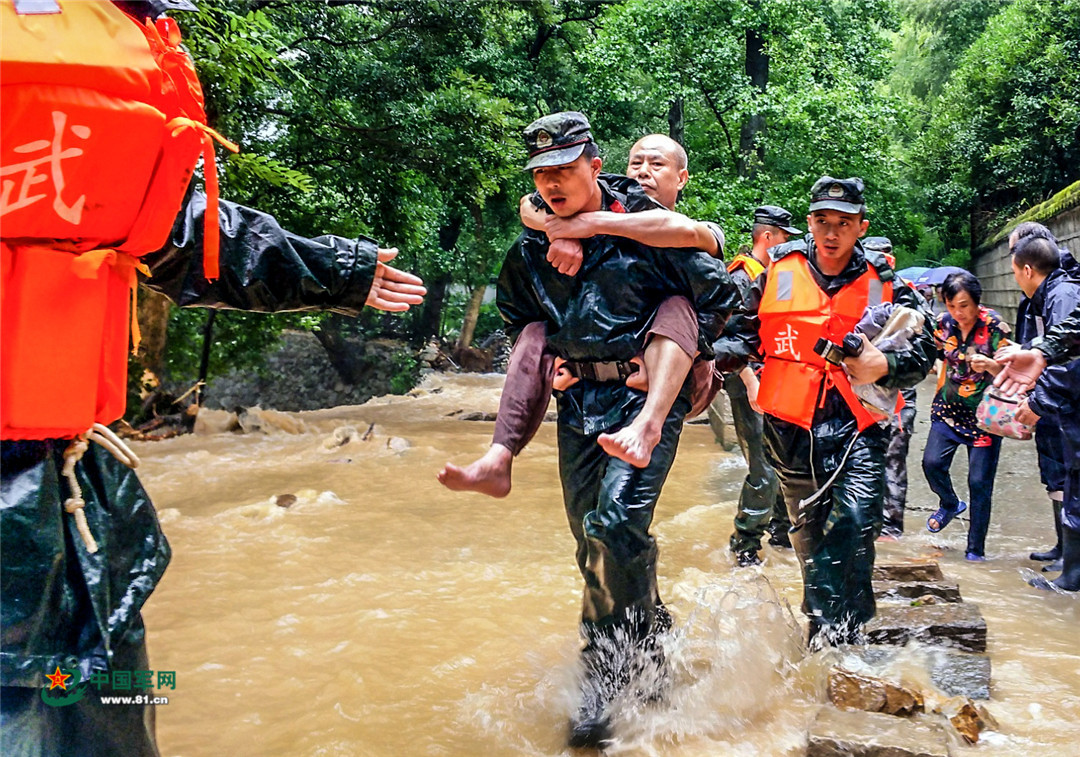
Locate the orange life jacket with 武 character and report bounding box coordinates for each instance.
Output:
[0,0,238,440]
[756,248,893,432]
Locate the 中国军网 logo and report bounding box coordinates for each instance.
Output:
[41,666,175,707]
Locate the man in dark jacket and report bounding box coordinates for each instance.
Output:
[1009,230,1080,571]
[714,177,936,646]
[725,206,800,566]
[497,112,739,748]
[1021,355,1080,592]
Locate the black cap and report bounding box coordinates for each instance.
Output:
[523,112,594,171]
[862,236,893,253]
[753,205,801,235]
[809,176,865,214]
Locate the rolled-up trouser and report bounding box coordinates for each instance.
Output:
[1035,418,1068,494]
[556,378,691,637]
[883,392,916,534]
[725,372,785,553]
[921,420,1002,557]
[763,413,887,628]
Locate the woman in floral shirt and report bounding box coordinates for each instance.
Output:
[923,271,1011,560]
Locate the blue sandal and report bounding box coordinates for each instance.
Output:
[927,500,967,533]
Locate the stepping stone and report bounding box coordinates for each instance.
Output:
[874,580,961,603]
[828,668,924,716]
[841,646,992,701]
[866,603,987,653]
[873,563,944,582]
[807,706,948,757]
[928,649,991,700]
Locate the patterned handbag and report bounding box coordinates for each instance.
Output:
[975,387,1034,440]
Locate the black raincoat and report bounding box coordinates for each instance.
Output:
[714,238,936,637]
[1040,305,1080,364]
[497,176,740,650]
[1016,268,1080,495]
[1,191,380,755]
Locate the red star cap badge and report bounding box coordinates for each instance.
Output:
[45,666,72,691]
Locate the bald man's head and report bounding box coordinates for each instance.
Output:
[626,134,689,209]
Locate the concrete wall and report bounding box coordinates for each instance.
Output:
[972,204,1080,328]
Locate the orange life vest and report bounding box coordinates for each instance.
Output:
[727,253,766,281]
[0,0,237,440]
[756,251,893,431]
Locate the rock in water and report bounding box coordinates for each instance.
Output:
[323,425,360,449]
[386,437,411,452]
[275,494,298,509]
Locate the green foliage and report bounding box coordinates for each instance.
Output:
[914,0,1080,251]
[166,0,1077,398]
[388,352,420,395]
[163,308,310,382]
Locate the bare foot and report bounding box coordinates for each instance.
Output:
[437,444,513,498]
[597,418,662,468]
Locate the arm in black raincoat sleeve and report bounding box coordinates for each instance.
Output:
[1039,304,1080,365]
[496,234,548,344]
[659,250,741,358]
[142,191,377,315]
[1027,362,1078,422]
[876,279,938,389]
[712,269,765,374]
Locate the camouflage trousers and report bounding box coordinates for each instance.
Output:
[883,389,917,535]
[725,372,791,553]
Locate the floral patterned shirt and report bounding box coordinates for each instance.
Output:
[931,306,1011,439]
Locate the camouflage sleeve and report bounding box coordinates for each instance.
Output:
[877,279,937,390]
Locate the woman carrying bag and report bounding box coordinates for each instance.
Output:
[923,271,1011,561]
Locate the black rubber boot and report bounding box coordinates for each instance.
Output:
[1042,557,1064,573]
[1030,501,1063,561]
[1030,525,1080,592]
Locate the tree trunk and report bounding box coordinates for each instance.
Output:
[313,313,371,386]
[195,309,217,406]
[412,215,462,343]
[134,284,172,384]
[456,284,486,351]
[668,98,684,146]
[738,18,769,180]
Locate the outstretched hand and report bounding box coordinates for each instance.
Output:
[993,347,1046,395]
[365,248,426,312]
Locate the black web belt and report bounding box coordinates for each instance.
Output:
[562,359,638,383]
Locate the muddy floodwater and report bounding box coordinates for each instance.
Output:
[135,374,1079,756]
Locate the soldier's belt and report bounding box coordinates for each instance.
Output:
[563,359,638,383]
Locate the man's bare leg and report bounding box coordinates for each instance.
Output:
[438,322,553,497]
[598,334,692,468]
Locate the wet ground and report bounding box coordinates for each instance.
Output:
[135,373,1079,756]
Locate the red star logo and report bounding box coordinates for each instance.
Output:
[45,666,71,691]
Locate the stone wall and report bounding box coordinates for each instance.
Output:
[972,195,1080,328]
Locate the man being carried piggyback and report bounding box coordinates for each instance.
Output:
[495,112,740,748]
[439,132,726,497]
